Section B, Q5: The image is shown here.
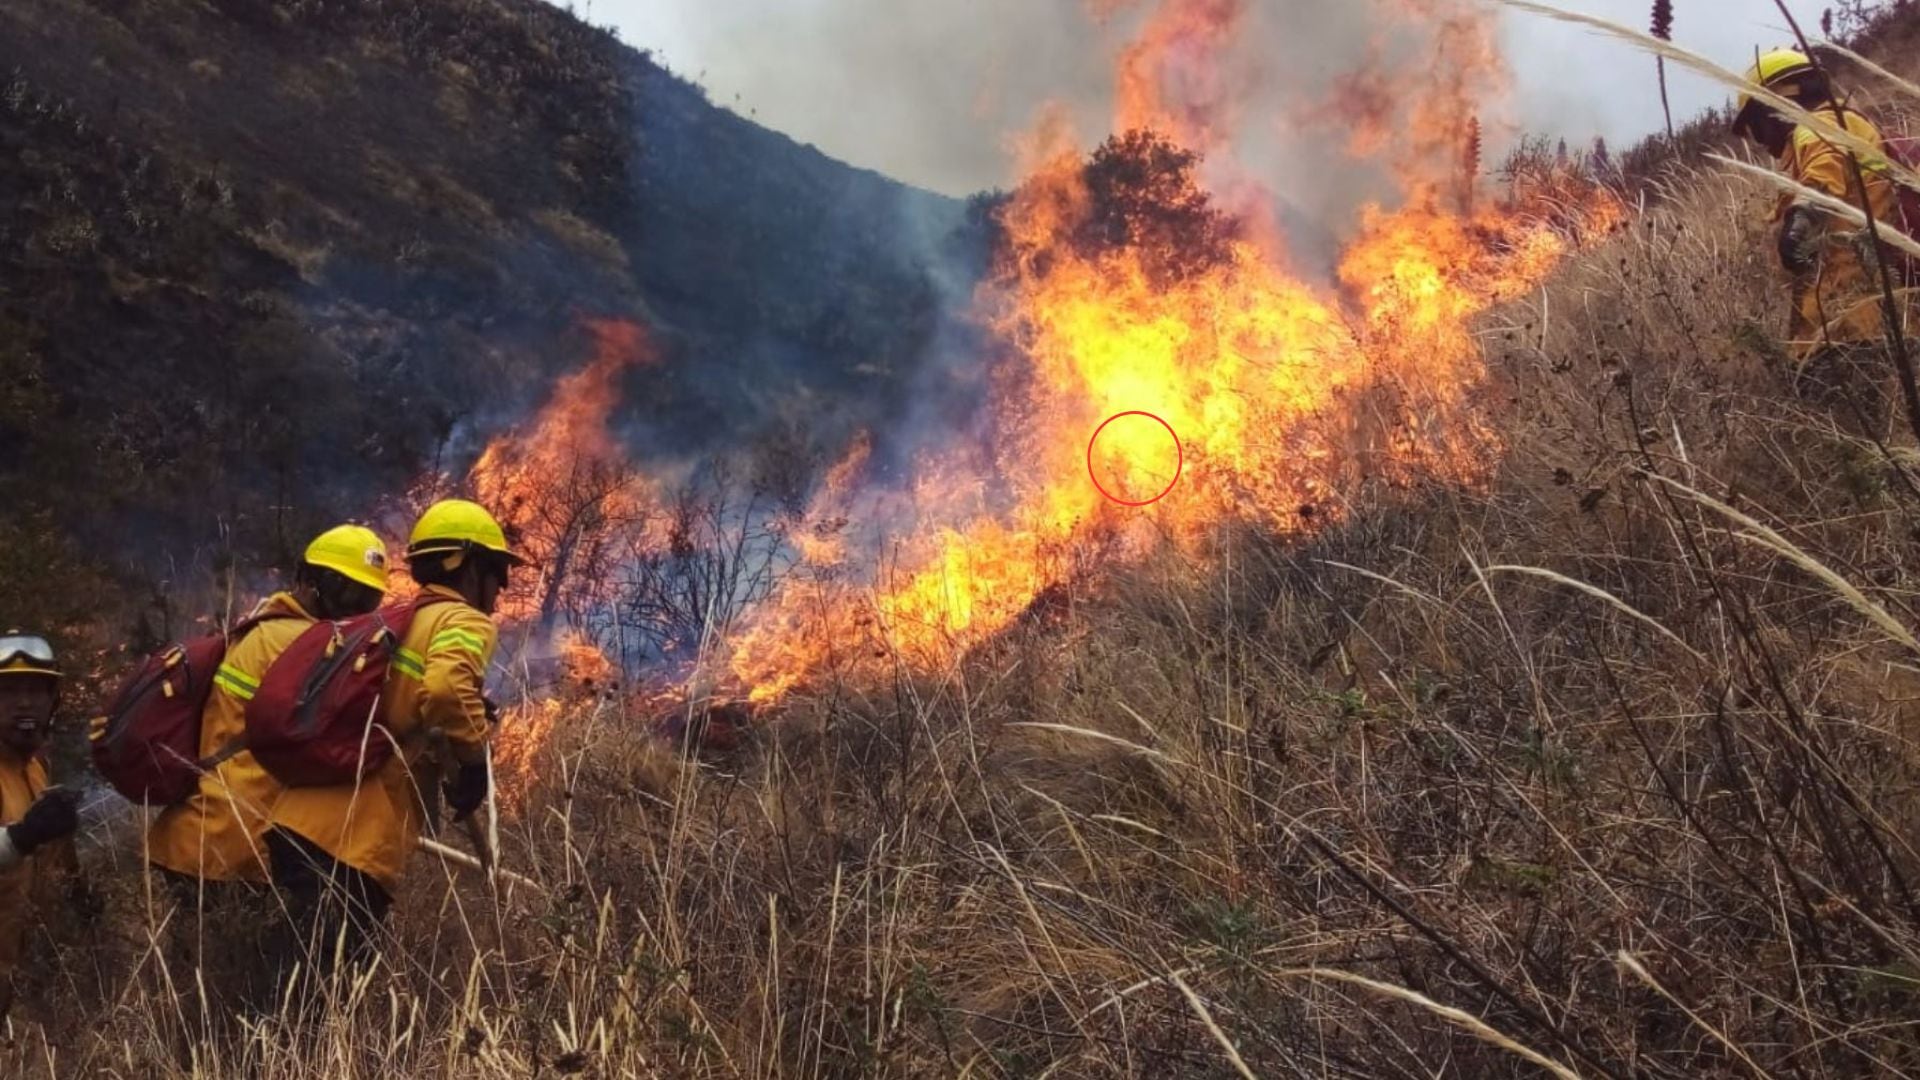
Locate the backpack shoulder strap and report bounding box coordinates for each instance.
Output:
[201,740,248,772]
[197,601,315,771]
[387,590,458,636]
[227,597,308,640]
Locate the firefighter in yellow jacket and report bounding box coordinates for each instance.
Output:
[1732,48,1908,396]
[0,633,79,1020]
[266,500,515,974]
[147,525,390,886]
[142,525,387,1016]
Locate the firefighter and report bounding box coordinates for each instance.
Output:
[264,500,515,982]
[0,633,79,1020]
[143,525,387,1015]
[1731,47,1909,414]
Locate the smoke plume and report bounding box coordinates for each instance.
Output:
[646,0,1542,274]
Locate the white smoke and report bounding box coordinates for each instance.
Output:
[609,0,1829,199]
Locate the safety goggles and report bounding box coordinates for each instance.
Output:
[0,634,60,677]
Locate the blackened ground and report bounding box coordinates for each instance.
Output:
[0,0,972,641]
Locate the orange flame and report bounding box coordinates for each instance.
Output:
[720,1,1622,706]
[1327,2,1510,198]
[491,628,618,813]
[456,319,660,811]
[469,318,662,627]
[492,698,560,815]
[1114,0,1244,152]
[559,632,618,688]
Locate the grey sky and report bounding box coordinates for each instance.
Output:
[605,0,1831,197]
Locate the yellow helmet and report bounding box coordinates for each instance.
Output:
[303,524,391,593]
[408,499,526,566]
[0,633,59,680]
[1732,48,1818,137]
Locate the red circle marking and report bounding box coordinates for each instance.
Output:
[1087,411,1183,507]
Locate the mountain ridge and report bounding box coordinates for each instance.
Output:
[0,0,967,629]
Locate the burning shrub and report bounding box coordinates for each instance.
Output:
[469,318,663,631]
[714,88,1624,712]
[1066,129,1239,287]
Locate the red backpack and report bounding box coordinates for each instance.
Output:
[244,594,450,787]
[90,610,293,806]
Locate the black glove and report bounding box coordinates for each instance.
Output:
[482,696,501,726]
[444,761,489,823]
[1779,206,1818,274]
[9,787,78,856]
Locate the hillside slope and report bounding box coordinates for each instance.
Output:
[9,3,1920,1078]
[0,0,964,626]
[22,75,1920,1076]
[441,17,1920,1078]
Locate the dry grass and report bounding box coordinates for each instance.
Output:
[9,172,1920,1076]
[533,207,630,271]
[11,9,1920,1076]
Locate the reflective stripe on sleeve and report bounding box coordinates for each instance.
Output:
[428,628,489,660]
[213,663,260,701]
[394,647,426,680]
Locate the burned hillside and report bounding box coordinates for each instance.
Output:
[0,0,965,631]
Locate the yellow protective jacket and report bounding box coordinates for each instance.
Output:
[146,592,314,883]
[0,747,74,980]
[1774,106,1909,361]
[268,586,496,892]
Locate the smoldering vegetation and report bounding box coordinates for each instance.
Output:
[19,126,1920,1080]
[6,0,1920,1077]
